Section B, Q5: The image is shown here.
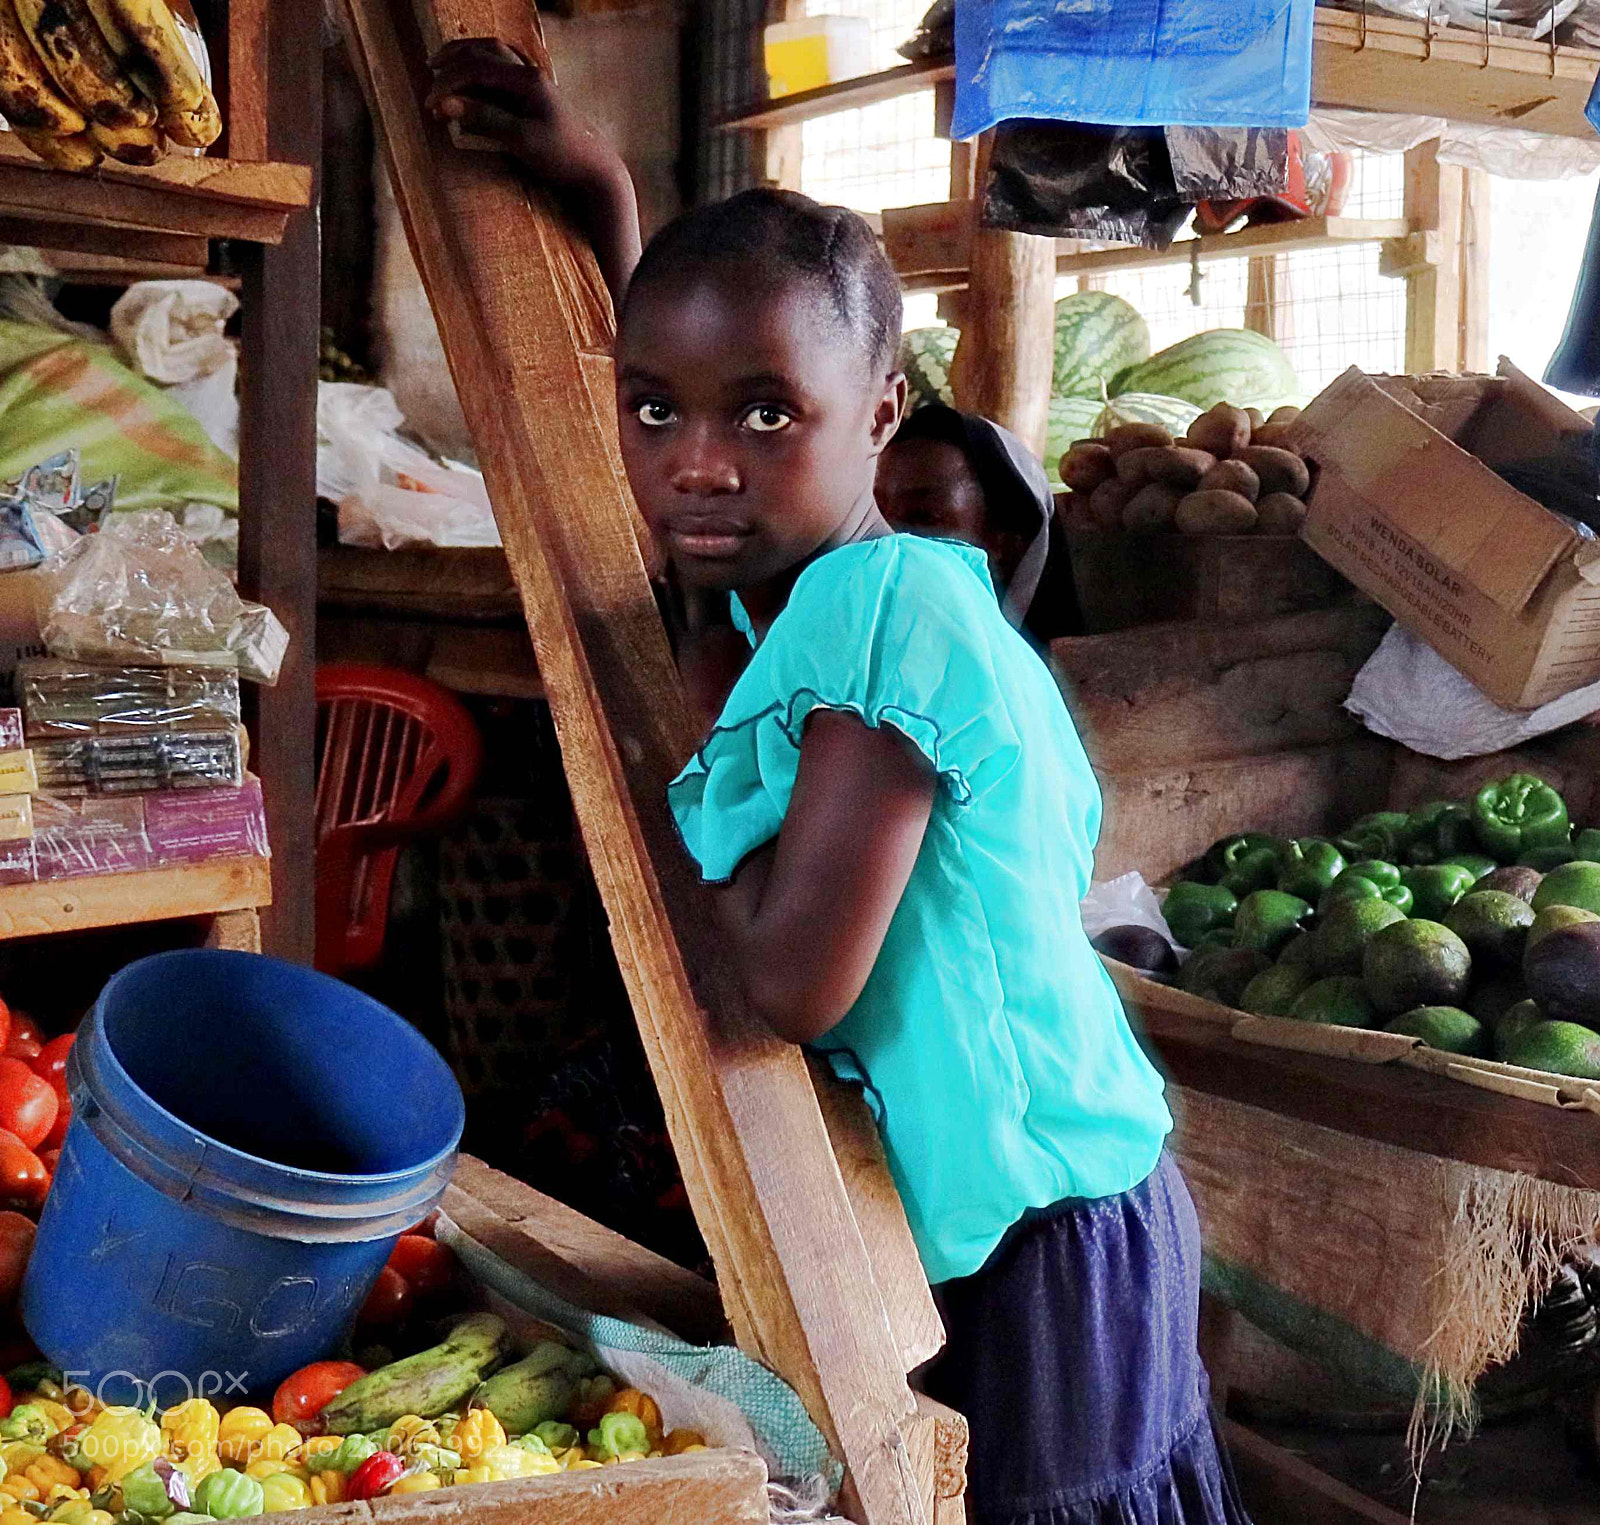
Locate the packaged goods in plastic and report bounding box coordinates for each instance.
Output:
[35,729,245,796]
[18,658,241,738]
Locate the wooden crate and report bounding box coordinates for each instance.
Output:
[1064,529,1352,633]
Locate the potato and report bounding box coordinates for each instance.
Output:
[1175,489,1259,535]
[1061,441,1115,493]
[1186,404,1251,460]
[1199,459,1260,502]
[1115,446,1216,489]
[1236,445,1311,497]
[1088,477,1137,528]
[1248,421,1297,449]
[1121,483,1182,531]
[1269,405,1302,424]
[1245,407,1265,429]
[1104,422,1174,459]
[1256,492,1309,535]
[1057,490,1101,534]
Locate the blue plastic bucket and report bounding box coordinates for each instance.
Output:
[20,950,465,1408]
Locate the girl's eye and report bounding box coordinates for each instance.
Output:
[635,401,675,428]
[743,406,791,434]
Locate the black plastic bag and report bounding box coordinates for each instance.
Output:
[1546,182,1600,398]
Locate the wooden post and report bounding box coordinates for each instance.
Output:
[1403,141,1463,374]
[1458,168,1490,373]
[949,131,1054,456]
[234,0,321,963]
[337,2,944,1518]
[1243,256,1290,344]
[934,85,970,330]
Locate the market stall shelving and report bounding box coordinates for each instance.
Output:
[714,6,1600,139]
[0,0,321,959]
[0,857,271,941]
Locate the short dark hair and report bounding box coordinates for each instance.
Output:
[620,188,903,374]
[886,403,1051,542]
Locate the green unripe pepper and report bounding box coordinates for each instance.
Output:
[533,1422,578,1453]
[1319,874,1381,917]
[1520,843,1578,872]
[1383,884,1413,915]
[121,1464,177,1521]
[1219,844,1279,897]
[0,1407,52,1443]
[1192,928,1236,950]
[1276,839,1345,902]
[1233,890,1313,955]
[1202,833,1279,885]
[588,1412,649,1461]
[1472,774,1570,862]
[1345,859,1402,890]
[1400,863,1476,922]
[1439,852,1497,883]
[194,1470,264,1521]
[308,1435,380,1476]
[1162,881,1238,949]
[1335,812,1409,863]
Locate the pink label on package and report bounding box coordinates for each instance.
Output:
[145,779,268,865]
[0,839,35,885]
[33,795,154,881]
[0,710,22,752]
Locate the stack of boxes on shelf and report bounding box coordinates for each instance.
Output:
[0,659,268,886]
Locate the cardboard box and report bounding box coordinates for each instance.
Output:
[1288,365,1600,710]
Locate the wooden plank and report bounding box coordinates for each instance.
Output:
[1459,168,1490,374]
[715,58,954,132]
[338,3,937,1520]
[225,0,272,163]
[0,858,271,941]
[948,134,1053,456]
[883,206,1412,293]
[1049,605,1388,773]
[1313,7,1600,141]
[238,0,322,964]
[0,217,207,267]
[426,625,544,700]
[362,1448,770,1523]
[1404,143,1463,373]
[1124,972,1600,1191]
[0,135,311,209]
[443,1156,727,1345]
[204,908,263,953]
[1223,1421,1411,1525]
[0,164,287,242]
[317,547,522,620]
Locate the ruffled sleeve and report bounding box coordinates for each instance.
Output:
[668,537,1023,884]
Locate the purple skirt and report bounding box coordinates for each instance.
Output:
[920,1152,1252,1525]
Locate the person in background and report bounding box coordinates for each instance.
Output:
[875,402,1081,642]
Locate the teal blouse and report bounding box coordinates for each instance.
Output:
[668,536,1171,1283]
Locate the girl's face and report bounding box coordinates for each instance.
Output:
[616,267,903,600]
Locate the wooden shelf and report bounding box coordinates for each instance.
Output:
[883,206,1411,292]
[717,7,1600,140]
[0,857,272,942]
[0,137,311,247]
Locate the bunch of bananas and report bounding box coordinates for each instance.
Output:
[0,0,219,171]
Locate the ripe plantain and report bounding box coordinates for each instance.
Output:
[156,86,216,149]
[85,0,202,111]
[0,0,85,134]
[13,124,101,168]
[89,115,162,163]
[13,0,154,129]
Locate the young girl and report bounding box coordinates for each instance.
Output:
[428,43,1251,1525]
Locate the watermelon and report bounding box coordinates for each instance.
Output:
[1092,393,1202,439]
[1110,328,1299,413]
[1053,292,1150,401]
[899,326,958,410]
[1044,396,1104,489]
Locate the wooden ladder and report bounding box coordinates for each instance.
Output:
[334,2,965,1520]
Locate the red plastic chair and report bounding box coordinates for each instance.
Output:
[314,664,484,978]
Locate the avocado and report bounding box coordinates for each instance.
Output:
[1525,904,1600,959]
[1362,919,1472,1016]
[1480,865,1542,905]
[1522,921,1600,1029]
[1494,998,1544,1060]
[1311,897,1407,978]
[1383,1005,1487,1056]
[1531,861,1600,916]
[1444,891,1535,968]
[1239,962,1314,1017]
[1179,946,1271,1007]
[1092,924,1178,976]
[1467,971,1527,1027]
[1499,1019,1600,1080]
[1290,975,1381,1029]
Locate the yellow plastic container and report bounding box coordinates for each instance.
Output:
[763,17,872,98]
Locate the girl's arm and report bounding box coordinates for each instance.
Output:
[715,712,936,1045]
[426,39,642,307]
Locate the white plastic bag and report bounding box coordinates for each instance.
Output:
[1081,872,1177,949]
[110,281,239,385]
[319,382,500,549]
[1304,108,1600,179]
[167,349,239,459]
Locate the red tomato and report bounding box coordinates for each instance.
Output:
[0,1133,46,1213]
[31,1035,72,1097]
[0,1062,55,1152]
[356,1265,412,1329]
[0,1212,33,1306]
[6,1013,38,1050]
[40,1099,68,1155]
[37,1150,58,1175]
[385,1235,455,1297]
[0,1375,13,1420]
[271,1360,367,1436]
[0,1002,13,1059]
[4,1040,37,1063]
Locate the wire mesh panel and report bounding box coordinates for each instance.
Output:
[693,0,769,203]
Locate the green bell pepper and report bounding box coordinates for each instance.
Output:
[194,1470,264,1521]
[1472,775,1570,863]
[1233,890,1313,955]
[1574,828,1600,863]
[1219,844,1279,897]
[1520,843,1578,872]
[1440,852,1497,883]
[1162,882,1237,949]
[1276,839,1346,902]
[1192,928,1236,950]
[1319,874,1382,917]
[1335,812,1409,863]
[1400,863,1476,922]
[1402,802,1474,865]
[1201,833,1278,885]
[1383,884,1414,915]
[1345,859,1402,890]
